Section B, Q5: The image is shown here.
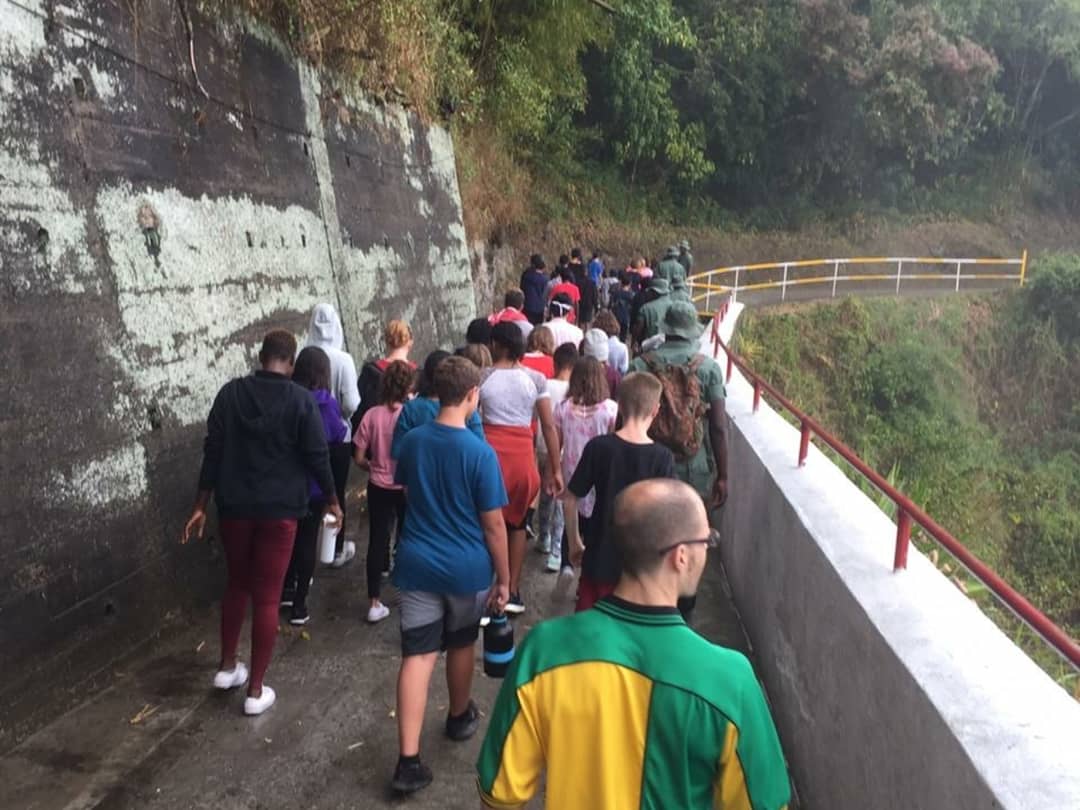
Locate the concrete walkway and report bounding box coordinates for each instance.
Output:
[0,521,754,810]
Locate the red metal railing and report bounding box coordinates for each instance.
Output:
[708,303,1080,670]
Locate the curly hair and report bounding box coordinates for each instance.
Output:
[379,360,415,406]
[490,321,526,362]
[567,356,609,407]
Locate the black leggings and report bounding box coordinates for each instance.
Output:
[284,499,325,608]
[367,481,405,599]
[329,442,352,554]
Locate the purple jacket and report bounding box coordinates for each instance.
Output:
[310,388,348,500]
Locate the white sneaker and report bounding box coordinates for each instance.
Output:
[545,550,561,573]
[366,603,390,623]
[331,541,356,568]
[536,537,551,555]
[244,685,276,716]
[212,662,249,690]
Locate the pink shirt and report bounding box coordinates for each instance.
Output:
[554,398,617,517]
[354,404,404,490]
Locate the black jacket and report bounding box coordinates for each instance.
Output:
[198,371,336,519]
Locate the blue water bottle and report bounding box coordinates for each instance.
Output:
[483,613,515,678]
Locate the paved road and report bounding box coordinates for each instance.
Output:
[0,508,754,810]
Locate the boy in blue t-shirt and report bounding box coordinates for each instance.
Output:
[390,356,510,795]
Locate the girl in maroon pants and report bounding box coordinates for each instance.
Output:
[182,330,342,716]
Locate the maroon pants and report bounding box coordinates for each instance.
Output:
[575,575,617,613]
[219,518,297,691]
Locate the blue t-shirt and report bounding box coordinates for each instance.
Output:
[588,257,604,285]
[390,396,485,460]
[392,422,508,594]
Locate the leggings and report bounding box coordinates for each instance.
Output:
[329,442,352,554]
[283,500,324,608]
[220,518,297,690]
[367,481,405,599]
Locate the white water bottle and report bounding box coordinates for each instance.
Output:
[318,514,340,564]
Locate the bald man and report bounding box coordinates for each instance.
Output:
[477,480,791,810]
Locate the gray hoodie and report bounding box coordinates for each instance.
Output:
[305,303,361,429]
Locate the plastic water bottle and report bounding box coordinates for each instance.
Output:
[483,613,515,678]
[318,514,340,564]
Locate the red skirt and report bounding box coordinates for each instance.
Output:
[486,424,540,530]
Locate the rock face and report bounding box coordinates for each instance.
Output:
[0,0,474,743]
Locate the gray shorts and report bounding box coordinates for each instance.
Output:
[399,589,489,656]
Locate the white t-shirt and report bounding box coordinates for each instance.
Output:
[479,366,550,427]
[608,336,629,374]
[537,378,570,461]
[545,318,584,351]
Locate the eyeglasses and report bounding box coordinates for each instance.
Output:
[656,529,720,557]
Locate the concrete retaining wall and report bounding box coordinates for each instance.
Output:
[713,305,1080,808]
[0,0,474,747]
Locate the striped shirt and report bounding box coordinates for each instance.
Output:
[477,596,790,809]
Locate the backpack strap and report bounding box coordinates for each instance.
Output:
[687,354,705,374]
[642,352,663,374]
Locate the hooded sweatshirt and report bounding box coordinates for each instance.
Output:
[310,388,349,500]
[198,371,336,519]
[305,303,361,430]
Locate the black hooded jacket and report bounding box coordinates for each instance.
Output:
[198,371,336,519]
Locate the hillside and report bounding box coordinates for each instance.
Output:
[734,257,1080,688]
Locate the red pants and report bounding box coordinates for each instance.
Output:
[575,575,617,613]
[219,518,297,691]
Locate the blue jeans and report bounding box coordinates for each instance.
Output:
[538,489,564,553]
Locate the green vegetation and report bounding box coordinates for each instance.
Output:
[736,256,1080,689]
[211,0,1080,234]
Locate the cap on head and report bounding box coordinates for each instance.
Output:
[665,245,679,258]
[662,301,704,340]
[582,328,610,363]
[679,239,690,251]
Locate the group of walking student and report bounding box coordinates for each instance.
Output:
[182,243,790,809]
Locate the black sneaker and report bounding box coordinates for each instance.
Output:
[504,593,525,615]
[288,604,310,626]
[445,700,480,742]
[391,758,433,794]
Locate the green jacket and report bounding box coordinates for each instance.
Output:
[656,257,685,287]
[630,338,725,497]
[636,293,672,341]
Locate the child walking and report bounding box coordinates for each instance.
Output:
[536,343,576,563]
[354,360,415,623]
[564,372,677,611]
[281,347,350,626]
[551,357,617,592]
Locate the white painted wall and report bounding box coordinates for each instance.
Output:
[709,304,1080,808]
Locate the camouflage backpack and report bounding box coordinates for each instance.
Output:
[642,353,707,461]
